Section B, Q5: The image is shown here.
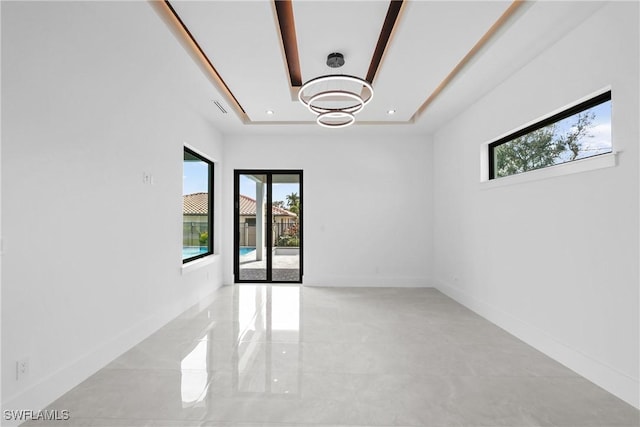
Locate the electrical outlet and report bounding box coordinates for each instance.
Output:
[16,358,29,380]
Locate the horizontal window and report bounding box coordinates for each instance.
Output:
[183,147,213,263]
[489,91,612,179]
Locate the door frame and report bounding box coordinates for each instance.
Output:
[234,169,303,283]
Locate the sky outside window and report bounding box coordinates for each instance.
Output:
[183,160,209,195]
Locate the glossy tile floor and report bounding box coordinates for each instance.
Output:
[26,286,639,427]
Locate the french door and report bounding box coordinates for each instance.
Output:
[234,170,303,283]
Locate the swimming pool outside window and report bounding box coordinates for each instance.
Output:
[183,147,214,263]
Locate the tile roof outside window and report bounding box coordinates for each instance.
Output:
[183,193,297,217]
[183,192,209,215]
[239,194,296,217]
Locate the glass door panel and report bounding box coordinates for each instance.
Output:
[235,170,302,283]
[271,174,301,282]
[237,173,267,282]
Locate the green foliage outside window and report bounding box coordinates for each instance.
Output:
[491,93,611,179]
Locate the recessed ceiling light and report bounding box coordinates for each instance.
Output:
[266,110,274,115]
[387,109,396,115]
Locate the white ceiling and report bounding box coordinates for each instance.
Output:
[163,0,606,135]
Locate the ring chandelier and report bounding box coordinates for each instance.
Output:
[297,53,374,129]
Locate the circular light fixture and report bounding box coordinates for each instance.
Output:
[266,110,274,115]
[387,109,396,115]
[299,75,373,113]
[316,111,355,129]
[307,90,365,115]
[298,53,374,128]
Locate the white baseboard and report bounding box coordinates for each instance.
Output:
[1,287,223,426]
[302,275,431,288]
[1,315,157,426]
[434,279,640,409]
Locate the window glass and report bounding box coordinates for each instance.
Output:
[183,148,213,262]
[489,92,611,179]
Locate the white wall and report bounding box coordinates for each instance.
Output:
[1,1,225,418]
[0,0,3,413]
[223,133,433,287]
[432,2,639,408]
[2,0,637,419]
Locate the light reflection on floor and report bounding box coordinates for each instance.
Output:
[233,285,301,396]
[26,285,640,427]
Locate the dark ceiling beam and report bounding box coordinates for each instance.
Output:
[366,0,404,84]
[274,0,302,87]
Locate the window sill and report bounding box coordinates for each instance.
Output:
[181,254,219,274]
[480,152,618,190]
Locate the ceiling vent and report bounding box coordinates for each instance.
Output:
[213,100,228,114]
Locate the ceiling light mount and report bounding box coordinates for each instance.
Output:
[298,53,374,128]
[326,52,345,68]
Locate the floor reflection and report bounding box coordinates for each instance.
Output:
[232,284,302,396]
[36,285,639,426]
[180,339,209,407]
[179,284,303,410]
